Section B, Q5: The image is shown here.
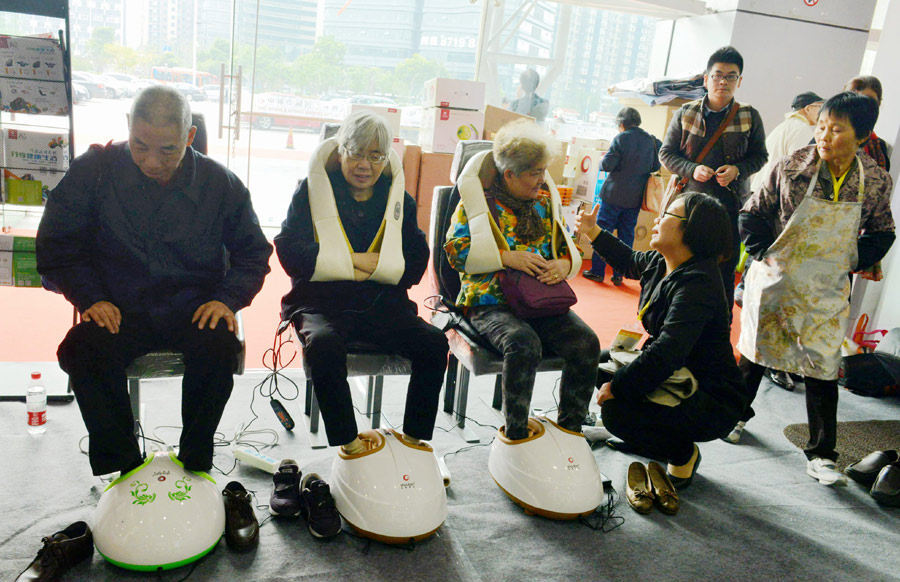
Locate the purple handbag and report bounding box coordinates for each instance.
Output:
[499,268,576,318]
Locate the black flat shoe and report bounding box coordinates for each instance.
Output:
[668,446,702,490]
[846,450,899,487]
[582,270,604,283]
[870,463,900,507]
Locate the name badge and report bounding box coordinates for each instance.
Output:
[610,328,643,351]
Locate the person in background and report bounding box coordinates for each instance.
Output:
[583,107,662,286]
[36,86,272,477]
[659,45,768,309]
[509,68,550,123]
[577,192,746,490]
[733,93,895,481]
[750,92,823,193]
[845,75,890,172]
[444,120,599,440]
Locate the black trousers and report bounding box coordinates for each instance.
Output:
[719,207,741,312]
[738,356,839,461]
[294,309,448,447]
[468,306,600,440]
[58,316,242,476]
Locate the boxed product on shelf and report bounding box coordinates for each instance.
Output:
[563,136,610,178]
[0,77,69,116]
[423,78,485,111]
[1,129,69,204]
[0,250,39,287]
[419,107,485,154]
[482,105,533,140]
[350,103,401,138]
[0,232,36,252]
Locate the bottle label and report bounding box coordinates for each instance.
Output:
[27,411,46,426]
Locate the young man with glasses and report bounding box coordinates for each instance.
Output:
[659,45,768,310]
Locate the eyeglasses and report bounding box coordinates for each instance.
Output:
[662,211,687,221]
[346,150,387,164]
[709,73,740,83]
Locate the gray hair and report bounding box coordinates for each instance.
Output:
[130,85,192,140]
[615,107,641,129]
[492,118,558,176]
[337,110,391,156]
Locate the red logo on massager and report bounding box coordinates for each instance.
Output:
[158,476,166,482]
[581,157,591,173]
[803,0,818,6]
[568,457,574,463]
[403,474,409,481]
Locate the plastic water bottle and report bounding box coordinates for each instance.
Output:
[26,372,47,435]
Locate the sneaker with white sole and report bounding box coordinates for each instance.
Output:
[807,457,847,486]
[300,473,342,538]
[722,421,746,444]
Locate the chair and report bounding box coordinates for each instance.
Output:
[297,125,416,449]
[428,140,567,443]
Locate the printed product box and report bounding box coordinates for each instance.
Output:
[350,103,402,138]
[482,104,533,140]
[571,148,604,204]
[419,107,485,154]
[0,251,40,287]
[2,129,69,204]
[423,78,485,111]
[0,35,65,82]
[0,233,36,252]
[0,77,69,116]
[564,136,610,178]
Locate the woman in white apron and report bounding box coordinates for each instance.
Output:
[734,92,895,485]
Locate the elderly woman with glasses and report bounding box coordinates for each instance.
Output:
[275,110,448,456]
[576,192,747,495]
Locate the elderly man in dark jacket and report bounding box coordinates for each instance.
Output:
[583,107,661,286]
[36,86,272,476]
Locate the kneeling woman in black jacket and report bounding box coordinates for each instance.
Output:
[576,193,747,489]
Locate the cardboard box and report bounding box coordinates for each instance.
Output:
[482,105,534,140]
[423,78,485,111]
[547,139,568,185]
[350,103,402,138]
[570,148,604,204]
[415,152,454,235]
[402,144,422,201]
[616,97,690,143]
[419,107,485,154]
[0,233,36,252]
[0,250,40,287]
[564,137,610,178]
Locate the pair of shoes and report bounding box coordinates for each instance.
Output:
[722,421,746,444]
[625,462,680,515]
[766,369,796,391]
[269,459,302,517]
[611,274,624,286]
[605,437,667,463]
[870,462,900,506]
[223,481,260,552]
[15,521,93,582]
[582,270,604,283]
[806,457,847,486]
[667,445,702,490]
[300,473,342,538]
[845,450,899,487]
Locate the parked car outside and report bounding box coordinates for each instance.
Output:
[72,82,91,103]
[99,75,128,98]
[172,82,207,102]
[105,72,141,97]
[71,71,107,99]
[348,95,398,106]
[202,84,222,101]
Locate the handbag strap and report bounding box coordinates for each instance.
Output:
[676,102,740,190]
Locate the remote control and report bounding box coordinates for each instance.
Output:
[233,447,281,474]
[270,398,295,431]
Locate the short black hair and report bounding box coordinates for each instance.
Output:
[707,46,743,75]
[680,192,732,262]
[615,107,641,129]
[820,92,879,140]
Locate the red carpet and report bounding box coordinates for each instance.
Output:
[0,258,741,366]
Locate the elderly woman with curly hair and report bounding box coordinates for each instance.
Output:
[444,120,600,441]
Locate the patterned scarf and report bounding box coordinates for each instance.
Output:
[679,97,754,160]
[863,132,888,170]
[489,176,545,243]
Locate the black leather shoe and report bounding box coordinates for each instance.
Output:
[845,450,899,487]
[223,481,259,552]
[15,521,93,582]
[582,270,604,283]
[870,463,900,507]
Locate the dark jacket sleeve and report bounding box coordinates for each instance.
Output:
[35,146,111,313]
[659,108,697,179]
[610,272,717,401]
[857,231,895,271]
[214,177,273,312]
[274,178,319,282]
[590,229,655,280]
[735,108,768,179]
[397,193,429,289]
[738,212,775,261]
[600,134,623,172]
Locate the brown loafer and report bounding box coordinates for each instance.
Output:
[648,461,680,515]
[15,521,93,582]
[626,462,654,514]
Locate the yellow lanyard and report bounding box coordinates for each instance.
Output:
[829,161,854,202]
[637,299,651,322]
